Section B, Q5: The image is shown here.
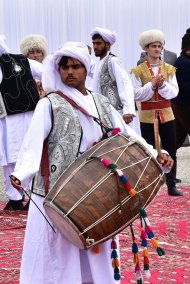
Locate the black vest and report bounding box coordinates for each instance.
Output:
[0,54,40,115]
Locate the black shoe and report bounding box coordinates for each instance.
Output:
[175,178,182,183]
[168,186,183,196]
[3,199,24,210]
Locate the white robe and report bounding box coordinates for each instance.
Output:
[92,53,141,135]
[12,92,160,284]
[0,59,44,200]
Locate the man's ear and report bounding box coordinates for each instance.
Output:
[144,46,149,53]
[106,42,111,51]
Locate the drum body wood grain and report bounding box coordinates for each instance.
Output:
[44,134,165,249]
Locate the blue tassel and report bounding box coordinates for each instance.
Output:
[111,249,118,259]
[141,239,147,247]
[121,175,128,183]
[114,273,121,280]
[132,242,138,253]
[147,231,154,239]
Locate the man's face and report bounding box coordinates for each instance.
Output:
[145,42,163,59]
[59,58,87,90]
[27,49,44,63]
[92,38,109,58]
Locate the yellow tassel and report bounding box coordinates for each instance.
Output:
[143,248,149,257]
[129,188,138,197]
[134,253,140,264]
[112,258,120,267]
[92,245,100,253]
[151,238,159,248]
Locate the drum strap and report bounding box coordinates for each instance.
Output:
[40,139,50,195]
[56,91,110,131]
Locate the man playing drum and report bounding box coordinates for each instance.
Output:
[10,42,173,284]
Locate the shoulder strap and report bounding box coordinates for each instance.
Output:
[56,91,109,130]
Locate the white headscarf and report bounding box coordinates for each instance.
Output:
[42,41,94,115]
[0,35,9,56]
[91,27,117,45]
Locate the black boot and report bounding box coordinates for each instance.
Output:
[175,178,182,183]
[3,199,24,210]
[168,186,183,196]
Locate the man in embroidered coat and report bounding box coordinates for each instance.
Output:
[131,29,182,196]
[10,42,173,284]
[0,35,44,210]
[91,27,141,135]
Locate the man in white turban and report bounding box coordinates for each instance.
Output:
[91,27,141,135]
[10,41,173,284]
[0,35,44,210]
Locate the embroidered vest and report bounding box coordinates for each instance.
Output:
[32,92,113,197]
[131,61,176,123]
[99,54,122,110]
[0,54,40,117]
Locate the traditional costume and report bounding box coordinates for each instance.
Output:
[0,35,44,208]
[12,42,170,284]
[131,29,181,196]
[91,27,141,135]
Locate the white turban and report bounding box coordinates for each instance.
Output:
[91,27,117,45]
[0,35,9,56]
[42,41,93,115]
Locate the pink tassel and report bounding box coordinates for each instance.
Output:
[101,159,110,167]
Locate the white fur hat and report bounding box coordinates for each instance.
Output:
[139,29,165,50]
[20,34,48,58]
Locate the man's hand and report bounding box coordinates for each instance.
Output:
[10,175,23,194]
[152,74,165,89]
[123,114,134,124]
[157,153,173,170]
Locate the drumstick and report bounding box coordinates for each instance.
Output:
[10,176,56,233]
[153,117,162,158]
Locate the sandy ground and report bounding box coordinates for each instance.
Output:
[0,145,190,201]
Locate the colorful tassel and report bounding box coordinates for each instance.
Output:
[130,225,143,284]
[111,238,120,281]
[140,207,165,257]
[100,158,138,197]
[92,245,100,253]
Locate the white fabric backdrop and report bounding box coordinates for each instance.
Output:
[0,0,190,70]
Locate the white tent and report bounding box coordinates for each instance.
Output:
[0,0,189,70]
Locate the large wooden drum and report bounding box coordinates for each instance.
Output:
[44,133,165,249]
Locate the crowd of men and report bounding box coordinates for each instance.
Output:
[0,27,190,283]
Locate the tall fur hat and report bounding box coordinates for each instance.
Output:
[139,29,165,50]
[20,34,48,58]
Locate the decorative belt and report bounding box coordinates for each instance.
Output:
[141,100,171,110]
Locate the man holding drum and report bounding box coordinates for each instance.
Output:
[10,42,173,284]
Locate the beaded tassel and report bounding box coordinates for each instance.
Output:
[130,225,143,284]
[100,158,138,197]
[111,238,121,281]
[140,208,165,256]
[140,217,151,278]
[93,128,121,145]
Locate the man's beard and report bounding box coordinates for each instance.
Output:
[95,47,107,57]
